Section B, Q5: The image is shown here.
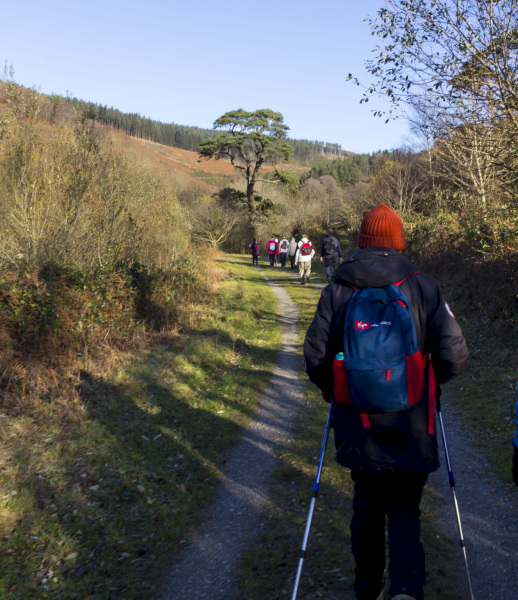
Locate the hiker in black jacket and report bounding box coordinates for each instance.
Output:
[320,227,342,281]
[303,204,468,600]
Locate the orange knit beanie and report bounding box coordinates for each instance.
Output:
[357,203,405,250]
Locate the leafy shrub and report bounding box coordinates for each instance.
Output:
[0,78,191,275]
[0,77,218,414]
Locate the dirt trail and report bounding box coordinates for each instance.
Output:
[428,402,518,599]
[162,265,518,600]
[161,268,304,600]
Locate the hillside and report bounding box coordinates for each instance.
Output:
[63,95,351,163]
[114,135,310,183]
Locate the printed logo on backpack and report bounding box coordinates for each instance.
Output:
[333,275,424,413]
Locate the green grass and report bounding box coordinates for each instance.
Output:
[0,255,281,600]
[234,258,468,600]
[2,252,506,599]
[443,315,516,482]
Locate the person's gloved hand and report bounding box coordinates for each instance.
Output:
[512,445,518,487]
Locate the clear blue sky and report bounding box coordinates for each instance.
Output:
[0,0,413,154]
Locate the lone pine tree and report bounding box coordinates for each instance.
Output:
[198,109,293,234]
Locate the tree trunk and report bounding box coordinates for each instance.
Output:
[247,181,257,236]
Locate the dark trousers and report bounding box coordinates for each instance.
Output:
[289,254,296,268]
[252,254,258,265]
[350,471,428,600]
[324,256,338,280]
[268,254,275,266]
[280,252,287,267]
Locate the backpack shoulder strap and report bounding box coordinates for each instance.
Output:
[393,271,420,287]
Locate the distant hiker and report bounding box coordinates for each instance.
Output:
[295,234,315,285]
[279,236,289,268]
[266,236,278,267]
[250,239,260,266]
[303,203,469,600]
[513,385,518,487]
[288,237,297,269]
[320,228,342,282]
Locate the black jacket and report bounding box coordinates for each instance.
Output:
[303,247,469,473]
[320,235,342,259]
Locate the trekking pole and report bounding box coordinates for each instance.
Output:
[291,400,333,600]
[436,387,475,600]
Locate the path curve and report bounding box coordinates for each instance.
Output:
[161,267,304,600]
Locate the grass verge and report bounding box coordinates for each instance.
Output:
[440,315,516,482]
[0,255,281,600]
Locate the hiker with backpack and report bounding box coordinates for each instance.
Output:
[295,235,315,285]
[288,237,298,269]
[249,239,260,266]
[266,236,278,267]
[275,238,281,265]
[320,228,343,282]
[279,236,290,268]
[303,203,468,600]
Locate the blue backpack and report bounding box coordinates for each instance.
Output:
[333,276,424,413]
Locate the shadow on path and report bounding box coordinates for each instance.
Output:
[160,268,305,600]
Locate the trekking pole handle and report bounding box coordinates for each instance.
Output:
[436,384,455,485]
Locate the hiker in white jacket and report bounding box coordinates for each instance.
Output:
[294,235,315,284]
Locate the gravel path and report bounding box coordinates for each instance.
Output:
[161,267,304,600]
[162,265,518,600]
[428,400,518,599]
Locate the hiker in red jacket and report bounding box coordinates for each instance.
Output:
[266,237,278,267]
[274,238,281,265]
[303,204,468,600]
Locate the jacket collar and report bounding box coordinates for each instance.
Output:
[334,247,418,288]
